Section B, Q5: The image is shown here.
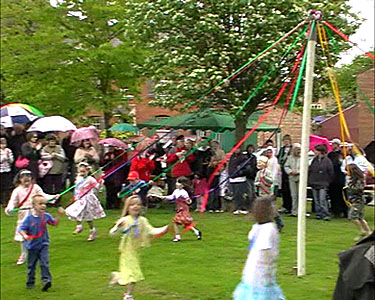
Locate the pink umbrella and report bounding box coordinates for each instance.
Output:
[309,134,333,152]
[71,126,99,144]
[98,138,128,150]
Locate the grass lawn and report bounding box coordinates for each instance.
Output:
[1,196,374,300]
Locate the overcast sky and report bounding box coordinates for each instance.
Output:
[337,0,375,66]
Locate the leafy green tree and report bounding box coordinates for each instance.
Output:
[125,0,360,141]
[1,0,144,131]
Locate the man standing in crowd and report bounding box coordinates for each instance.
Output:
[278,134,293,214]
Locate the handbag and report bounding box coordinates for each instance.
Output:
[15,156,30,169]
[38,160,53,178]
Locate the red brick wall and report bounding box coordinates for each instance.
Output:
[357,68,375,148]
[257,107,303,145]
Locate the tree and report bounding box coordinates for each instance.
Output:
[1,0,144,131]
[125,0,360,141]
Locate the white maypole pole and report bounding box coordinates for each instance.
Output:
[297,10,322,277]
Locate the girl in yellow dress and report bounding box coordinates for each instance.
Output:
[109,195,169,300]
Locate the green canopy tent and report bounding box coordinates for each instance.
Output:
[138,109,280,151]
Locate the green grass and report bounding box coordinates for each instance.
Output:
[1,197,374,300]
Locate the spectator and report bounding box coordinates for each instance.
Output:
[0,137,14,205]
[284,143,301,216]
[264,146,281,195]
[327,139,347,218]
[228,147,252,215]
[40,134,66,196]
[277,134,293,214]
[308,144,334,221]
[194,137,214,179]
[21,133,42,179]
[130,151,156,182]
[166,135,195,192]
[118,171,149,207]
[101,145,127,209]
[341,144,371,175]
[8,124,27,159]
[74,139,100,169]
[243,144,258,205]
[61,131,77,188]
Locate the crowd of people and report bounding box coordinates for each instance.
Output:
[1,122,374,299]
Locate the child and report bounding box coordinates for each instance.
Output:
[5,169,58,265]
[233,197,285,300]
[65,162,106,241]
[255,156,284,232]
[192,174,208,212]
[19,195,64,291]
[158,176,202,242]
[109,195,169,300]
[118,171,150,208]
[146,180,164,208]
[346,164,372,241]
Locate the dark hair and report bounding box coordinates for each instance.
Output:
[314,144,327,154]
[26,132,38,142]
[176,176,193,197]
[265,139,273,144]
[13,169,35,187]
[246,144,255,151]
[282,134,291,141]
[46,133,58,142]
[253,197,276,224]
[175,135,184,141]
[347,163,364,182]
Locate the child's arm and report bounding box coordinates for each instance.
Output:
[109,218,126,236]
[143,218,169,237]
[19,216,32,240]
[46,208,65,226]
[4,188,20,215]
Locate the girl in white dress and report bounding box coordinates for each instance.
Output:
[65,162,106,241]
[233,196,284,300]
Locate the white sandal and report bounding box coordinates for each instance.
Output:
[123,293,134,300]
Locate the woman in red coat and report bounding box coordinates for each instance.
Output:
[130,152,156,182]
[166,135,195,187]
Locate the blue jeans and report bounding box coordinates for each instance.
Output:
[27,245,51,286]
[312,188,329,219]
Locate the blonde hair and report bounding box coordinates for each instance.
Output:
[32,194,46,206]
[121,195,142,217]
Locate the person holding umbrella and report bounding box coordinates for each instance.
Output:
[21,133,42,180]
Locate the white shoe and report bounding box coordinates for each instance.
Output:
[87,228,97,241]
[240,210,249,215]
[16,254,26,265]
[123,294,134,300]
[233,210,240,215]
[208,210,214,213]
[73,225,83,235]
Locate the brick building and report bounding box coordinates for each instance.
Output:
[318,68,374,148]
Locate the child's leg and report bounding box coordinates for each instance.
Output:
[26,249,38,288]
[87,221,97,241]
[172,223,181,242]
[73,221,83,234]
[359,219,371,234]
[128,283,135,295]
[190,226,202,240]
[40,246,52,290]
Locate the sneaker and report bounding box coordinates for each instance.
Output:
[87,228,97,241]
[16,254,26,265]
[172,237,181,242]
[196,230,202,240]
[42,281,51,292]
[233,210,240,215]
[73,226,83,235]
[240,210,249,215]
[208,210,214,213]
[109,272,118,285]
[123,293,134,300]
[323,217,330,221]
[290,213,297,217]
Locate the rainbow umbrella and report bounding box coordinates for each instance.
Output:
[0,103,44,128]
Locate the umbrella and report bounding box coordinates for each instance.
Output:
[310,134,333,152]
[1,103,44,128]
[71,126,99,144]
[98,138,128,150]
[109,123,139,132]
[27,116,77,132]
[138,109,277,132]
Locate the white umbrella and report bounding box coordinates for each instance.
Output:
[27,116,77,132]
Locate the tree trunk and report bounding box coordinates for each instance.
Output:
[234,103,258,144]
[104,111,112,138]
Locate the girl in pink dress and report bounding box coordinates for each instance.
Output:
[5,169,58,264]
[65,162,106,241]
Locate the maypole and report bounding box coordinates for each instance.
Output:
[297,10,321,277]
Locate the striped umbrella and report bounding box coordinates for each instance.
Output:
[0,103,44,128]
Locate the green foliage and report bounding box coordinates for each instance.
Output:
[124,0,360,140]
[1,198,374,299]
[1,0,144,125]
